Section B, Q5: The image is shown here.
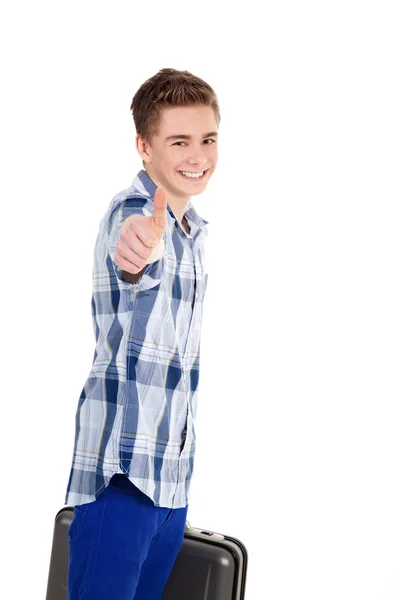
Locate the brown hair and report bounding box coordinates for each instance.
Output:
[130,68,220,148]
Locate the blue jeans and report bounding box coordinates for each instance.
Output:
[67,474,188,600]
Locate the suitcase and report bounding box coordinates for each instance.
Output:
[46,506,248,600]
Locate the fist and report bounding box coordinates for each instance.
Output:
[115,187,167,275]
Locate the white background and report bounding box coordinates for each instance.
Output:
[1,1,399,598]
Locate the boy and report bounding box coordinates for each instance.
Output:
[65,68,220,600]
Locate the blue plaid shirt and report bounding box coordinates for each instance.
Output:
[65,169,209,509]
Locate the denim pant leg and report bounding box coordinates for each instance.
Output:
[133,501,189,600]
[67,474,161,600]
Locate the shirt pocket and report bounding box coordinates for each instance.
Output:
[196,272,209,303]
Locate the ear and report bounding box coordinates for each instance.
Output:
[136,134,152,165]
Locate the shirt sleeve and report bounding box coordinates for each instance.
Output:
[107,196,166,291]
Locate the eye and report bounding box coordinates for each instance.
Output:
[173,139,216,146]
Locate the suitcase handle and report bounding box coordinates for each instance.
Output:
[185,520,225,541]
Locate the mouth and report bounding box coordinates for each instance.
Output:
[178,168,209,181]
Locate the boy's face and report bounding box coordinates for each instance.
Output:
[137,104,219,201]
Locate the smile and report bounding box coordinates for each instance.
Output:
[178,169,209,180]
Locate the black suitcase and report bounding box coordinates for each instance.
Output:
[46,506,248,600]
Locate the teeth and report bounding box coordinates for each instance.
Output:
[180,170,205,178]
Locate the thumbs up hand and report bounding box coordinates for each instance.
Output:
[115,187,168,276]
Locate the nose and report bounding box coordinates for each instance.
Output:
[186,145,208,166]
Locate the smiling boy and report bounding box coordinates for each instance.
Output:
[65,68,220,600]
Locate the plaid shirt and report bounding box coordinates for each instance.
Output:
[65,169,209,509]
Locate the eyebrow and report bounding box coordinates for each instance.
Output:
[164,131,219,142]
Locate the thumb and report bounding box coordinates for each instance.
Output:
[151,187,168,236]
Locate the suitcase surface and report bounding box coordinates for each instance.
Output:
[46,506,248,600]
